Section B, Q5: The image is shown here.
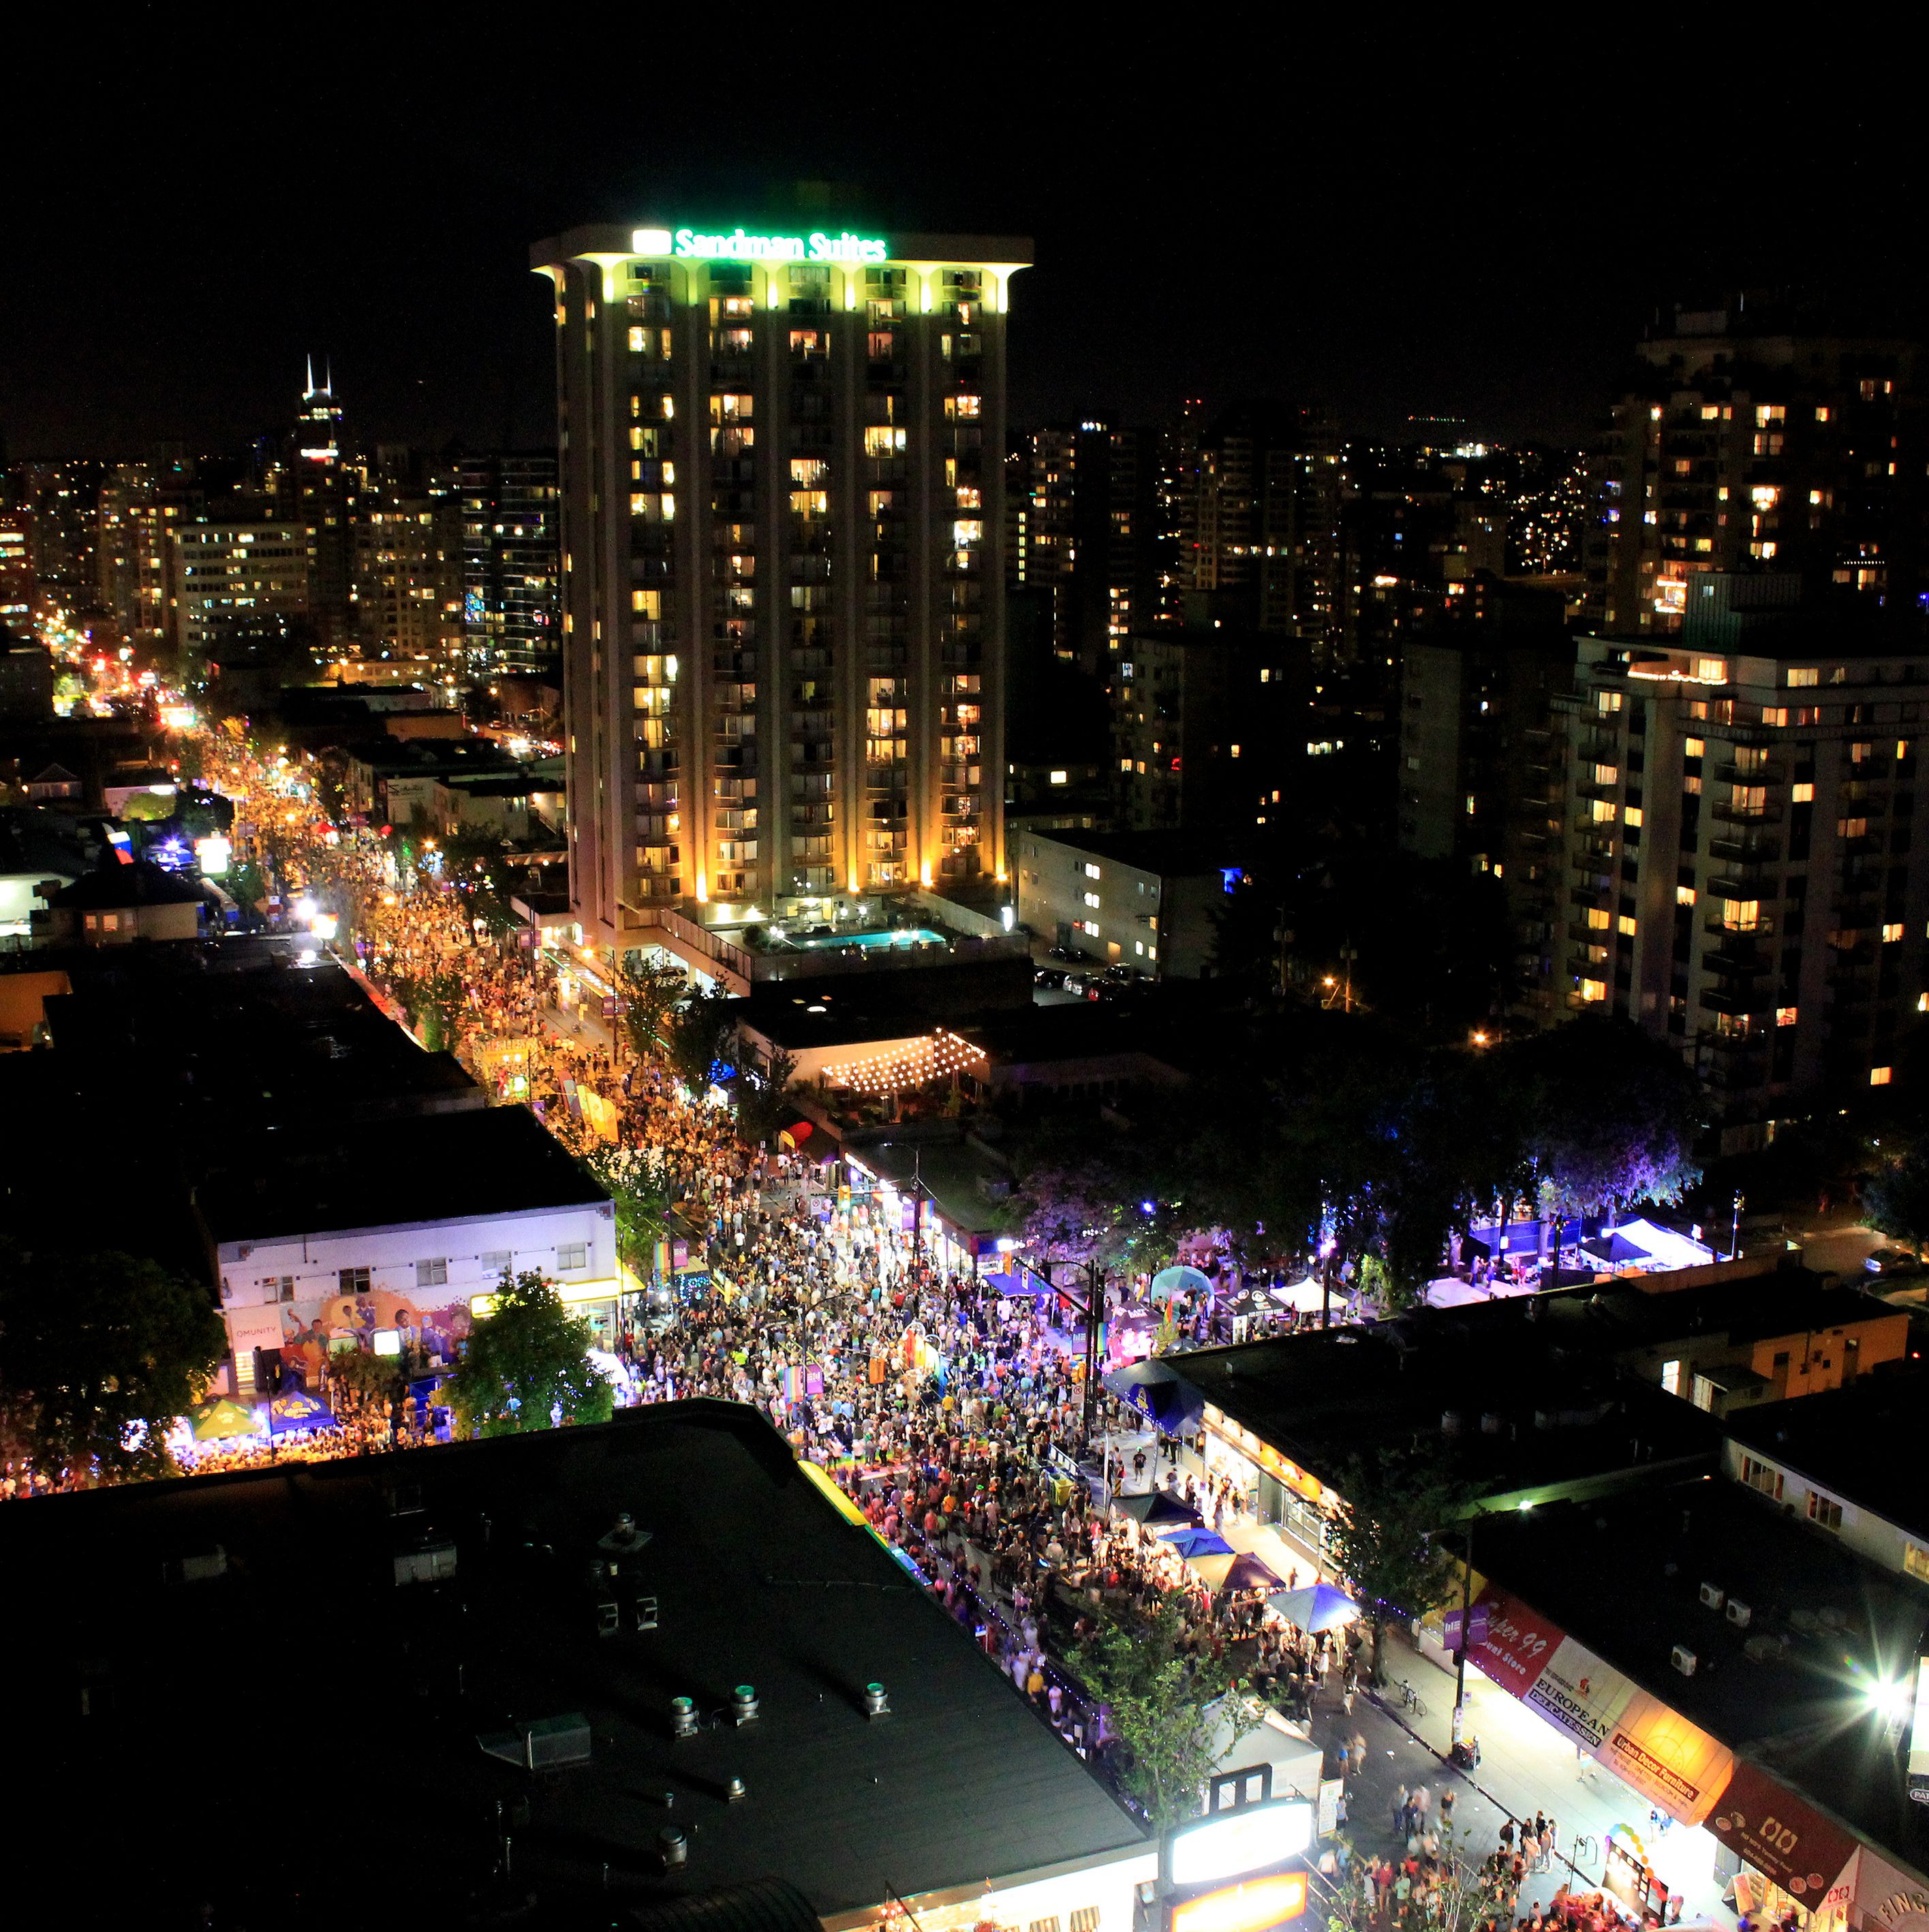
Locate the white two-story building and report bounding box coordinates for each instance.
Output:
[199,1106,618,1393]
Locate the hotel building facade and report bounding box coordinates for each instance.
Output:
[532,221,1032,951]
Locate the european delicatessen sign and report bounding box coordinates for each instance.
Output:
[1468,1587,1734,1826]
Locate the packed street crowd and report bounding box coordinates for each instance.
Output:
[19,727,1616,1924]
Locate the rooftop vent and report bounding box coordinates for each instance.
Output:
[726,1775,747,1802]
[1671,1644,1698,1678]
[598,1512,653,1554]
[863,1682,891,1718]
[661,1826,689,1866]
[1699,1582,1725,1610]
[1726,1598,1753,1628]
[732,1684,760,1726]
[670,1696,699,1738]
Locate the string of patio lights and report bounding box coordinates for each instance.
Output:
[821,1029,987,1094]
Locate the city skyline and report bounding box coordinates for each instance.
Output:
[6,31,1926,458]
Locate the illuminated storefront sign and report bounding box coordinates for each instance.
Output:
[631,226,891,264]
[1707,1759,1858,1903]
[1169,1872,1308,1932]
[1167,1799,1314,1889]
[1469,1586,1733,1824]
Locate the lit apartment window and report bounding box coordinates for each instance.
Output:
[1776,1007,1798,1027]
[1596,690,1622,714]
[1684,737,1704,758]
[1786,668,1819,688]
[1871,1067,1894,1086]
[1907,1545,1929,1584]
[1677,886,1697,906]
[1588,908,1611,931]
[1624,806,1643,828]
[1079,920,1100,938]
[1084,863,1101,879]
[1579,978,1607,1002]
[1618,915,1637,936]
[1808,1491,1844,1533]
[1083,892,1100,909]
[1792,782,1814,802]
[1884,923,1905,942]
[1740,1456,1783,1500]
[1661,1359,1681,1394]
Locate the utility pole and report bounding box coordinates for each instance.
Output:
[1081,1257,1104,1448]
[1453,1516,1473,1747]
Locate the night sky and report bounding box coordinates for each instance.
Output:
[5,22,1923,460]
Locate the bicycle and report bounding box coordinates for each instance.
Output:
[1393,1678,1428,1718]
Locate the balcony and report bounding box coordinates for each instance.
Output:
[1713,800,1783,825]
[1699,985,1775,1017]
[1705,913,1775,941]
[1708,833,1780,865]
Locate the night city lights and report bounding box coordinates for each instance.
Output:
[1,24,1926,1932]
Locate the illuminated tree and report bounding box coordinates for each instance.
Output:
[0,1245,225,1484]
[1074,1597,1264,1828]
[444,1270,613,1439]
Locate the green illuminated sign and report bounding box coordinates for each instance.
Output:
[631,226,889,264]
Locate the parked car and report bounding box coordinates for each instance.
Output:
[1865,1245,1926,1277]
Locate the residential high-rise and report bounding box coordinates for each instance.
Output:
[459,451,560,675]
[534,219,1031,947]
[1590,300,1928,635]
[97,460,198,655]
[0,512,34,633]
[6,460,103,615]
[170,520,312,686]
[1554,574,1929,1147]
[1005,420,1182,674]
[357,448,463,674]
[1181,401,1341,662]
[1111,624,1309,833]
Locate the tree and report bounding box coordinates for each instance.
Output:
[444,1269,614,1438]
[584,1144,671,1272]
[1513,1017,1703,1216]
[666,986,738,1094]
[1073,1597,1264,1827]
[617,953,690,1061]
[735,1046,799,1144]
[1866,1148,1929,1254]
[0,1245,225,1484]
[1325,1447,1474,1685]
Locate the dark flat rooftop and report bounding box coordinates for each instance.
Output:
[1725,1364,1929,1545]
[197,1102,607,1244]
[1170,1318,1720,1505]
[1469,1474,1929,1875]
[0,1400,1141,1926]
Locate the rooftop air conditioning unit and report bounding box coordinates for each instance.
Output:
[1671,1644,1698,1677]
[1726,1598,1753,1628]
[1699,1582,1726,1610]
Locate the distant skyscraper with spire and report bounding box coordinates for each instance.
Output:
[276,358,358,650]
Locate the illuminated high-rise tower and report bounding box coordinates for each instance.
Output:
[532,219,1031,950]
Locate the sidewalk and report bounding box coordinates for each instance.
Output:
[1361,1630,1731,1922]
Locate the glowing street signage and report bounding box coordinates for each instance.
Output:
[1168,1800,1315,1888]
[1170,1873,1308,1932]
[632,226,889,264]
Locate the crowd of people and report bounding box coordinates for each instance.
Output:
[71,732,1636,1915]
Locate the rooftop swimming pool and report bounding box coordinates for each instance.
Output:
[793,927,944,950]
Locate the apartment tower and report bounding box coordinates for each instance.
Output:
[534,219,1031,951]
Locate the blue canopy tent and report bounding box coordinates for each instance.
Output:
[1218,1552,1287,1593]
[1160,1526,1236,1560]
[1102,1359,1205,1437]
[1267,1581,1360,1633]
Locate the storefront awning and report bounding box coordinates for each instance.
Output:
[1706,1758,1859,1905]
